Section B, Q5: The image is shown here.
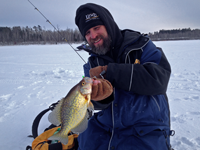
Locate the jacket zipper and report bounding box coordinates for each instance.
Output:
[129,64,134,91]
[125,48,142,64]
[97,57,100,66]
[152,96,160,111]
[124,38,149,64]
[108,88,115,150]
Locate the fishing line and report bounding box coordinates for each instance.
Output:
[27,0,86,63]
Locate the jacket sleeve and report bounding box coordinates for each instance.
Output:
[83,62,114,110]
[106,40,171,95]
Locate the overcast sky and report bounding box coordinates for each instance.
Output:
[1,0,200,33]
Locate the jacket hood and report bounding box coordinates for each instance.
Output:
[75,3,123,51]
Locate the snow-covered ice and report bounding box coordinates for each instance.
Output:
[0,40,200,150]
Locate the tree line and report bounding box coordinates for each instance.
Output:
[148,28,200,41]
[0,26,200,45]
[0,25,84,45]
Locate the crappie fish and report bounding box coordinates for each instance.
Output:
[48,77,94,145]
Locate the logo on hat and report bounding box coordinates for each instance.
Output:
[85,13,99,22]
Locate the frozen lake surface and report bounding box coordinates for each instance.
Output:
[0,40,200,150]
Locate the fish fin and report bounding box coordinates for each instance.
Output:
[48,132,69,145]
[88,100,94,111]
[87,101,94,119]
[48,99,63,125]
[71,112,88,134]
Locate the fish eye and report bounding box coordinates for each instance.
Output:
[82,82,85,86]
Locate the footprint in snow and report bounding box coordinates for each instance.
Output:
[171,116,185,123]
[178,74,184,78]
[183,97,190,100]
[183,95,200,101]
[192,95,199,100]
[181,137,194,147]
[191,72,197,76]
[174,98,181,101]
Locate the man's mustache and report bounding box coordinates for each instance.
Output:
[90,35,103,44]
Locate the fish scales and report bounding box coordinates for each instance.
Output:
[61,90,87,134]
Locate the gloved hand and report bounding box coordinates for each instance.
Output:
[89,65,108,79]
[91,78,113,101]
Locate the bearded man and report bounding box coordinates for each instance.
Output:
[75,3,174,150]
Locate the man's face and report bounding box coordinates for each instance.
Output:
[85,25,111,55]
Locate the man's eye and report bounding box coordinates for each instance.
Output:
[94,27,99,30]
[85,31,90,36]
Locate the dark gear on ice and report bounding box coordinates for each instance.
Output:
[75,3,174,150]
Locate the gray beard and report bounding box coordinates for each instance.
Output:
[90,35,112,55]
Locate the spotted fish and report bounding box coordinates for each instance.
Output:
[48,77,94,145]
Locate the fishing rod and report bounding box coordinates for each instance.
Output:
[27,0,86,63]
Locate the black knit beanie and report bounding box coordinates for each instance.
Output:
[75,9,104,37]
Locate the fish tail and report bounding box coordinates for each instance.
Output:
[48,132,69,145]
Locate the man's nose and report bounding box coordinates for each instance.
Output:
[90,31,98,39]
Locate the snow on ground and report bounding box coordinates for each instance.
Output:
[0,40,200,150]
[156,40,200,150]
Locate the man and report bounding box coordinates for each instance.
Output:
[75,3,173,150]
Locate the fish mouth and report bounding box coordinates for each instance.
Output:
[81,84,92,95]
[82,87,92,94]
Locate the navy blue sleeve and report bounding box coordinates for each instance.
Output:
[131,42,171,95]
[106,40,171,95]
